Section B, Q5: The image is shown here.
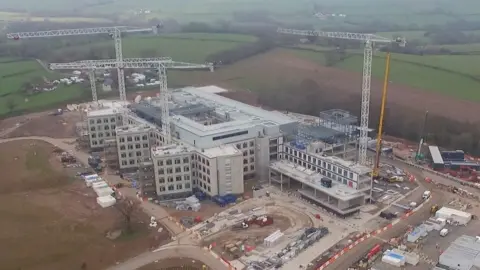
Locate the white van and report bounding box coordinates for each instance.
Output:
[440,228,449,237]
[422,190,431,200]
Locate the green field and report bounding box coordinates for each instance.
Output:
[290,49,480,101]
[0,59,85,116]
[56,33,256,63]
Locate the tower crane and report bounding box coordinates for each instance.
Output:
[6,25,160,102]
[372,52,391,179]
[277,28,406,165]
[51,57,173,102]
[49,59,214,144]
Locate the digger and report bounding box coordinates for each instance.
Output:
[431,205,439,214]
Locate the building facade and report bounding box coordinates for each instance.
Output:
[115,125,152,170]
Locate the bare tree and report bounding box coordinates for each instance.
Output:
[114,198,140,234]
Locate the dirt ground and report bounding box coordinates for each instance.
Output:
[0,111,82,138]
[138,257,207,270]
[0,140,170,270]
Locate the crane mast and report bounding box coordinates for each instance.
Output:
[277,28,405,166]
[49,58,214,144]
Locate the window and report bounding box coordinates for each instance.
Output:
[158,160,163,166]
[104,125,110,130]
[110,117,115,122]
[168,185,174,191]
[206,160,210,166]
[243,159,248,164]
[184,166,190,172]
[176,176,182,181]
[119,137,125,143]
[136,151,141,157]
[98,132,103,138]
[159,177,165,183]
[96,119,102,124]
[129,159,135,165]
[207,186,211,192]
[183,157,189,163]
[89,120,95,124]
[128,145,133,150]
[121,160,127,165]
[166,159,172,165]
[206,169,210,174]
[244,166,248,172]
[243,142,247,148]
[236,144,241,149]
[143,143,148,148]
[175,167,181,173]
[158,169,164,174]
[212,130,248,141]
[167,168,173,174]
[250,157,254,163]
[249,149,254,155]
[250,165,255,171]
[177,184,183,189]
[174,159,181,164]
[243,151,247,157]
[90,127,96,132]
[92,140,98,145]
[103,118,109,123]
[168,177,173,183]
[135,136,140,141]
[184,175,190,180]
[127,136,132,142]
[142,135,148,140]
[185,183,191,189]
[91,133,96,138]
[250,141,254,147]
[120,145,125,150]
[121,153,126,158]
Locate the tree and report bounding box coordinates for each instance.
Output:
[114,198,140,234]
[6,98,17,112]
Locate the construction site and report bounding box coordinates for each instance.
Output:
[0,21,479,270]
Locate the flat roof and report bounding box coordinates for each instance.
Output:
[86,100,128,117]
[437,207,472,218]
[270,160,364,201]
[195,85,228,94]
[440,235,480,270]
[87,107,121,117]
[201,144,240,158]
[151,144,193,157]
[116,125,151,134]
[429,145,444,164]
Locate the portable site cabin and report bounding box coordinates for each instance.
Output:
[97,195,116,208]
[83,174,101,187]
[92,181,108,189]
[435,207,472,225]
[95,186,114,197]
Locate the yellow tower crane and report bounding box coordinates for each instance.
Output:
[372,52,391,178]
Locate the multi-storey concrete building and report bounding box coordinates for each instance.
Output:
[115,125,153,170]
[86,108,122,149]
[85,86,367,203]
[151,144,193,200]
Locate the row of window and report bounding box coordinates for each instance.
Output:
[195,180,212,192]
[89,117,119,125]
[121,159,139,166]
[243,157,255,164]
[285,146,355,179]
[286,155,355,187]
[244,165,255,172]
[192,154,210,166]
[90,124,116,132]
[158,183,191,192]
[236,141,254,150]
[157,157,189,166]
[119,135,149,143]
[119,143,149,150]
[158,175,190,183]
[91,131,116,138]
[158,166,190,174]
[120,151,145,158]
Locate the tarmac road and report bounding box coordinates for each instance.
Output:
[323,158,443,270]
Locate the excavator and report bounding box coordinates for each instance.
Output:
[372,52,392,180]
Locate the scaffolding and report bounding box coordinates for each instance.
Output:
[319,109,358,136]
[138,159,156,198]
[104,139,119,171]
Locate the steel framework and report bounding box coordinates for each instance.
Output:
[277,27,406,165]
[7,26,157,102]
[49,58,214,144]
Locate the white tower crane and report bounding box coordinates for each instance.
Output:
[6,25,159,102]
[277,28,405,165]
[49,59,214,144]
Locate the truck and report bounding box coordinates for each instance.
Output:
[422,190,431,200]
[255,216,273,227]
